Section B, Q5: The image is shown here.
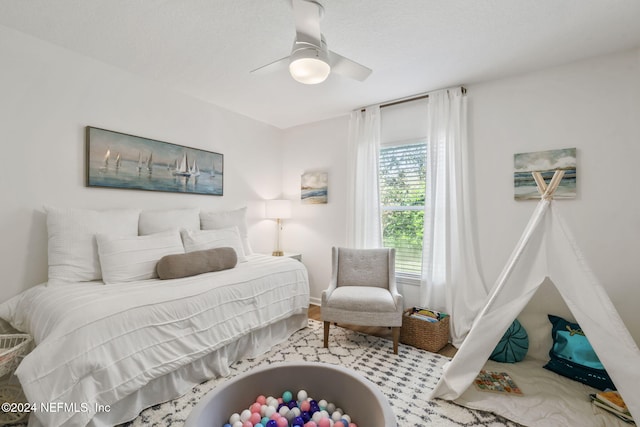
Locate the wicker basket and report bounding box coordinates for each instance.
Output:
[400,308,449,353]
[0,334,32,378]
[0,384,29,425]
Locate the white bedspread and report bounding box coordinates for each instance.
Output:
[0,255,309,427]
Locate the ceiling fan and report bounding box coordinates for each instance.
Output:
[251,0,372,84]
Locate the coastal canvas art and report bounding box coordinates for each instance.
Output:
[514,147,576,200]
[86,127,223,196]
[301,171,328,204]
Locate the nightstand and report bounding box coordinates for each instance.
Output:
[278,253,302,262]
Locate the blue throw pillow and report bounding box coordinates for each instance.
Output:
[490,319,529,363]
[543,314,615,390]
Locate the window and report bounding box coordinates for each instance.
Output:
[379,141,426,276]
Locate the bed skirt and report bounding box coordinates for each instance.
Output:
[27,311,308,427]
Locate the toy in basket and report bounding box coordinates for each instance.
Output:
[0,334,32,426]
[400,307,450,353]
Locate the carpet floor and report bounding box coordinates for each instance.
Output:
[123,319,520,427]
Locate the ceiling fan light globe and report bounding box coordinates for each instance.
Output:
[289,48,331,84]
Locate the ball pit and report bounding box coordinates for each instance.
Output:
[223,388,354,427]
[184,362,396,427]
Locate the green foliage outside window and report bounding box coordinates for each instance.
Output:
[379,143,426,274]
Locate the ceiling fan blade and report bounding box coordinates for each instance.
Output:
[328,50,372,81]
[250,55,290,75]
[292,0,323,45]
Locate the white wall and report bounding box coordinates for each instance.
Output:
[280,116,350,304]
[282,47,640,344]
[470,47,640,342]
[0,26,284,301]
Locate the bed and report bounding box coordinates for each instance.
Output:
[0,207,310,427]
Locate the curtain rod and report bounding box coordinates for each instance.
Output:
[360,86,467,112]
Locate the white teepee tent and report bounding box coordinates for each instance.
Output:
[430,171,640,422]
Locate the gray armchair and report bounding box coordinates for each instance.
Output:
[321,247,403,354]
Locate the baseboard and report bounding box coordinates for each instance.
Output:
[309,296,321,306]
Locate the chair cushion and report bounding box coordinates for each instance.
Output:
[325,286,397,312]
[337,248,390,288]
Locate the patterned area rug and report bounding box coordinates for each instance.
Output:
[124,319,520,427]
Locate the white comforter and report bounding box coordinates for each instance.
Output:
[0,255,309,427]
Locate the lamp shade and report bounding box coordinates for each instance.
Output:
[289,47,330,85]
[265,199,292,219]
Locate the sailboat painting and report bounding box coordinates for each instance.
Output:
[86,127,223,195]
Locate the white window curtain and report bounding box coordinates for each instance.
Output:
[346,106,382,248]
[420,88,486,346]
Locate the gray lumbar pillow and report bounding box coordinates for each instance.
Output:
[157,247,237,280]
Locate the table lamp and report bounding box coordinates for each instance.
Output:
[265,199,292,256]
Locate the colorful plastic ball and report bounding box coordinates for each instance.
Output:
[265,420,278,427]
[242,422,252,427]
[223,424,231,427]
[232,422,243,427]
[297,390,308,401]
[292,416,305,426]
[349,423,358,427]
[317,399,327,410]
[278,405,289,416]
[261,416,270,425]
[257,395,267,405]
[301,411,311,423]
[282,390,293,403]
[317,418,331,427]
[333,422,346,427]
[331,411,342,421]
[251,402,262,413]
[229,413,241,424]
[250,412,262,425]
[264,406,276,418]
[300,400,311,412]
[276,417,288,427]
[255,424,264,427]
[304,422,318,427]
[240,409,252,422]
[326,403,336,414]
[287,400,297,409]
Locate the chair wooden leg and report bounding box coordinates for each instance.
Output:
[392,327,401,355]
[323,321,330,348]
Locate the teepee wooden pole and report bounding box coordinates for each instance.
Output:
[532,170,565,200]
[532,172,547,195]
[545,170,565,198]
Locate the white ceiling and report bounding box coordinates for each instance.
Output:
[1,0,639,129]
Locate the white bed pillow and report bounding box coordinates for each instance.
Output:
[200,207,252,254]
[139,208,200,235]
[180,227,247,262]
[45,206,141,285]
[97,230,185,284]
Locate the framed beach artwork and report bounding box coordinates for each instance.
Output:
[301,171,328,204]
[86,127,223,196]
[514,148,576,200]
